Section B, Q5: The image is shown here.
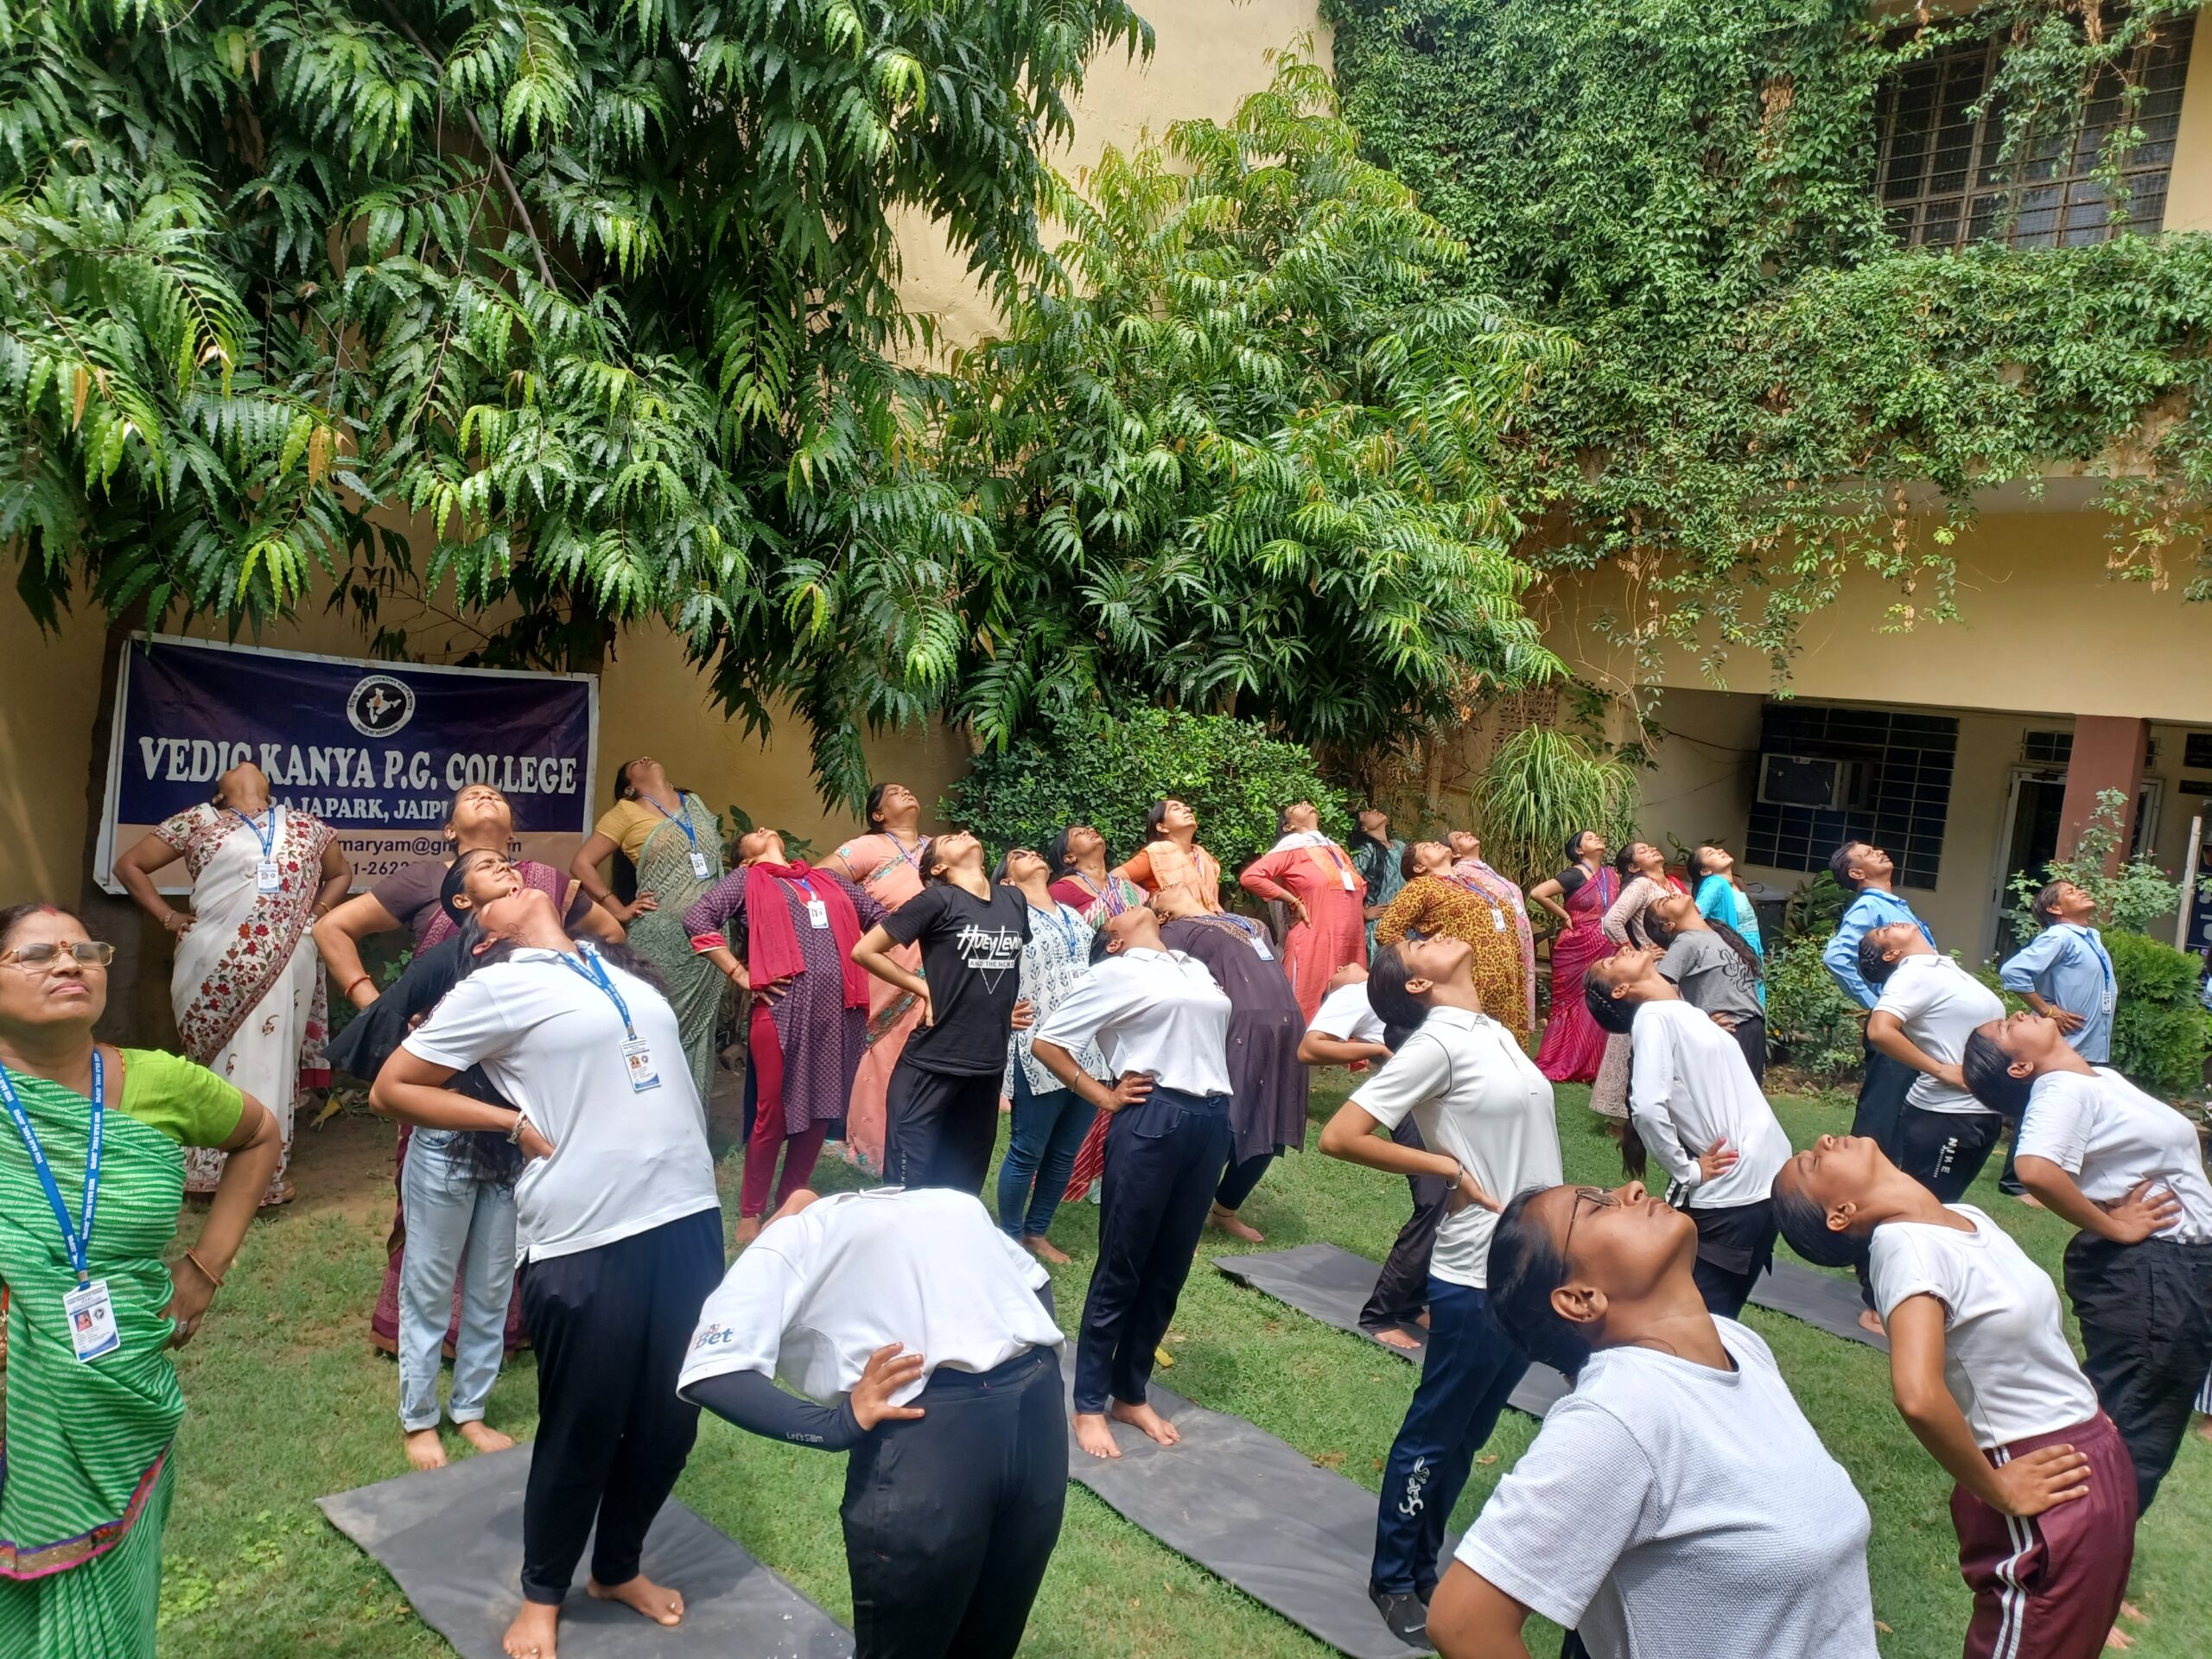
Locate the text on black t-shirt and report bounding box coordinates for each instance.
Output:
[881,882,1033,1076]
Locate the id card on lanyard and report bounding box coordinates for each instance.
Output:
[1,1053,121,1362]
[650,797,714,880]
[791,875,830,930]
[1313,842,1357,892]
[234,805,283,893]
[559,946,662,1092]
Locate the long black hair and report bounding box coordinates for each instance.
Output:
[1348,810,1392,863]
[1642,902,1764,984]
[1488,1187,1598,1381]
[1962,1027,2033,1119]
[1366,943,1427,1033]
[1563,830,1598,867]
[1144,799,1175,839]
[1583,976,1637,1036]
[1772,1178,1868,1270]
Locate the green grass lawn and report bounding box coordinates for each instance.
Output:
[156,1077,2212,1656]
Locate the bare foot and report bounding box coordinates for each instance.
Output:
[1858,1308,1887,1339]
[404,1428,447,1471]
[2200,1415,2212,1444]
[587,1574,684,1628]
[458,1421,514,1454]
[1111,1398,1181,1447]
[734,1216,764,1249]
[502,1600,559,1659]
[2120,1602,2145,1623]
[2015,1192,2045,1209]
[1073,1410,1122,1460]
[1209,1204,1265,1243]
[2107,1624,2135,1649]
[1368,1327,1421,1351]
[1021,1233,1071,1266]
[1413,1310,1432,1329]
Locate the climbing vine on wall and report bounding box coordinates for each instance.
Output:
[1324,0,2212,696]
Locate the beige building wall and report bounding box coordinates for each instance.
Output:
[893,0,1330,346]
[1544,505,2212,728]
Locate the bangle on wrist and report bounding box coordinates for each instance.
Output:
[344,974,373,999]
[182,1248,225,1291]
[506,1111,531,1146]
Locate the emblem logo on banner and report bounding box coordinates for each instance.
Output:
[346,674,417,737]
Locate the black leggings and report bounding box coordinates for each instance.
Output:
[518,1207,725,1603]
[1215,1150,1274,1211]
[841,1346,1067,1658]
[1358,1117,1446,1332]
[884,1063,1001,1195]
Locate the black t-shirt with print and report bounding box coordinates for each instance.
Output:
[881,882,1033,1076]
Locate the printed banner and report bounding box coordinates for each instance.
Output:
[96,635,598,895]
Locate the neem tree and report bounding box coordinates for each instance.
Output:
[0,0,1148,801]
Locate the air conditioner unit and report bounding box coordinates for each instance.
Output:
[1757,753,1857,810]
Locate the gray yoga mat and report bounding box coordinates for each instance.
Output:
[1217,1240,1884,1382]
[1059,1354,1447,1659]
[1213,1243,1573,1416]
[317,1445,852,1659]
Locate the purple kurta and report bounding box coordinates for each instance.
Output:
[1160,914,1308,1165]
[683,869,886,1135]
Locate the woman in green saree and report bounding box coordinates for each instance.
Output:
[569,757,728,1102]
[0,902,280,1659]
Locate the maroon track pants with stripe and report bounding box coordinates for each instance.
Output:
[1952,1412,2135,1659]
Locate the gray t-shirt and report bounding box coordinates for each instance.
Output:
[1660,931,1762,1023]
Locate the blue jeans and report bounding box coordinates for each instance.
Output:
[996,1067,1096,1239]
[397,1128,518,1432]
[1371,1275,1529,1599]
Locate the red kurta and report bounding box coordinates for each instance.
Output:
[1239,842,1370,1024]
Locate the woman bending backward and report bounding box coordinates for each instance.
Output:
[1776,1132,2133,1659]
[1427,1179,1878,1659]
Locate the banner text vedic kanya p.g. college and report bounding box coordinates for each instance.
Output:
[96,635,600,893]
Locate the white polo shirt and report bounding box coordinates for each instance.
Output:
[1458,1319,1877,1659]
[1032,947,1233,1097]
[677,1188,1064,1407]
[1347,1005,1560,1287]
[402,946,720,1262]
[2016,1068,2212,1242]
[1308,980,1387,1046]
[1626,999,1790,1210]
[1870,1205,2100,1448]
[1873,954,2005,1115]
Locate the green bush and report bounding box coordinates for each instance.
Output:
[1764,935,1863,1088]
[940,709,1351,880]
[2107,931,2212,1099]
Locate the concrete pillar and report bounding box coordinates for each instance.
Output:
[2057,715,2148,870]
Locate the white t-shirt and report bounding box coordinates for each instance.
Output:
[1626,999,1790,1210]
[1458,1319,1877,1659]
[1308,980,1386,1046]
[1873,954,2005,1114]
[1869,1205,2100,1448]
[402,946,721,1262]
[1347,1006,1560,1287]
[676,1188,1065,1406]
[2015,1068,2212,1242]
[1031,947,1234,1097]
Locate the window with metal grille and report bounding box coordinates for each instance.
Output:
[2021,729,2074,765]
[1745,704,1959,889]
[1874,13,2194,251]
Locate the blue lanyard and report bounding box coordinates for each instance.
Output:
[1076,872,1127,915]
[2063,925,2116,996]
[0,1052,104,1283]
[790,874,820,904]
[556,944,637,1040]
[1040,902,1085,956]
[232,807,276,860]
[645,796,696,849]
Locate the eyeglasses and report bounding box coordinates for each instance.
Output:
[1560,1185,1618,1261]
[0,942,116,971]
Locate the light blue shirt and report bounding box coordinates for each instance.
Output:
[1823,887,1935,1010]
[1694,874,1765,1008]
[1999,923,2116,1065]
